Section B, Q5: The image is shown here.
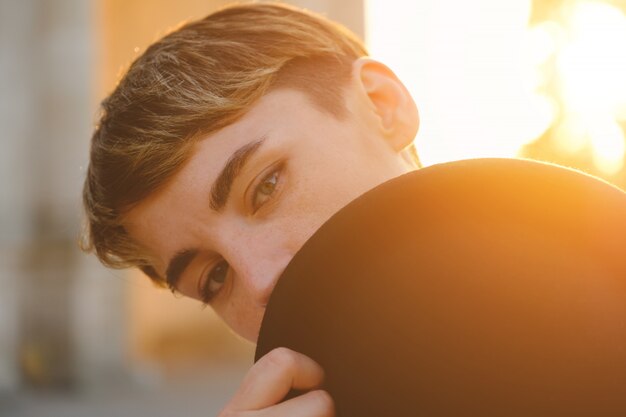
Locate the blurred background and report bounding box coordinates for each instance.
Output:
[1,0,624,416]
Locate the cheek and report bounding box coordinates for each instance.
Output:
[291,167,368,221]
[219,297,265,342]
[277,184,336,245]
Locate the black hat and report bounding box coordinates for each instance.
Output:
[256,158,626,416]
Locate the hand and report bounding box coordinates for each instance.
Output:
[218,347,334,417]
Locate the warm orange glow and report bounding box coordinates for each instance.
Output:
[366,0,626,176]
[588,117,626,175]
[553,115,588,154]
[556,1,626,173]
[525,21,561,67]
[557,2,626,115]
[366,0,548,165]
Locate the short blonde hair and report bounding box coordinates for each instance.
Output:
[82,3,368,285]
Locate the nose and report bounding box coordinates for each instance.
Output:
[219,225,297,307]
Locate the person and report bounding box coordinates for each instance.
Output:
[82,3,420,416]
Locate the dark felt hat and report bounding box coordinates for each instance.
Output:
[256,158,626,416]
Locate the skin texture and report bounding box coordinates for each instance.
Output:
[124,58,419,416]
[220,347,333,417]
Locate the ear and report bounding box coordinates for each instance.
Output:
[352,57,419,152]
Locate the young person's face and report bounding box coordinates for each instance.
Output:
[124,60,418,342]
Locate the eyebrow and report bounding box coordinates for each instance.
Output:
[164,136,268,290]
[165,248,198,291]
[210,136,267,211]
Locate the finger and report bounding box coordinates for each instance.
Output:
[256,390,335,417]
[229,347,325,410]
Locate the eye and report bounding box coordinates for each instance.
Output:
[251,165,282,212]
[199,260,229,303]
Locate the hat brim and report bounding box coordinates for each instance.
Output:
[256,158,626,416]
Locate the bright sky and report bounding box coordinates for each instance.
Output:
[366,0,626,175]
